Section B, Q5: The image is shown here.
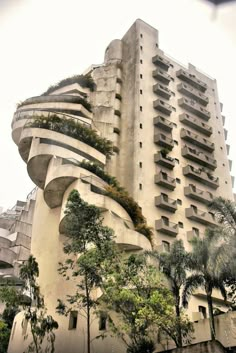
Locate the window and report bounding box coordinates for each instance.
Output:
[162,216,169,225]
[172,107,176,112]
[140,106,143,112]
[192,227,199,236]
[140,46,143,51]
[176,178,181,184]
[139,162,142,168]
[139,183,142,190]
[218,131,220,134]
[113,127,120,134]
[140,74,143,79]
[139,142,142,148]
[177,199,182,205]
[140,123,143,129]
[174,158,179,164]
[174,140,178,145]
[220,147,223,150]
[173,122,177,128]
[140,33,143,38]
[199,306,207,319]
[140,89,143,95]
[99,312,107,331]
[68,311,78,330]
[162,241,170,252]
[225,181,228,184]
[140,59,143,64]
[178,222,184,228]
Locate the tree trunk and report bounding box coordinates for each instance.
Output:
[85,274,90,353]
[175,292,182,347]
[206,292,216,341]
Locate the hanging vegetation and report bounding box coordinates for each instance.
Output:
[25,115,113,157]
[41,74,96,95]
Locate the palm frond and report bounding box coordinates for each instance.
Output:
[182,274,205,308]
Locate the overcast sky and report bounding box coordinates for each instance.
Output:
[0,0,236,209]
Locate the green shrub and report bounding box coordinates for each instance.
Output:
[78,160,124,191]
[42,74,96,95]
[25,115,113,157]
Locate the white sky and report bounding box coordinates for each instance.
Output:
[0,0,236,209]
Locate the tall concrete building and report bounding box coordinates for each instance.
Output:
[8,19,235,352]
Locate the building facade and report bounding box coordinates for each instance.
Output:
[8,19,234,352]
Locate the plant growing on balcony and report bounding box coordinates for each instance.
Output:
[18,95,92,112]
[41,74,96,95]
[26,115,113,157]
[57,190,116,353]
[104,185,153,241]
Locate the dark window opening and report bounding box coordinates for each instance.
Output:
[69,311,78,330]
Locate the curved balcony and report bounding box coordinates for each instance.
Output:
[17,95,92,119]
[0,248,16,268]
[12,110,92,146]
[44,159,107,209]
[59,179,134,234]
[0,236,11,248]
[18,128,106,189]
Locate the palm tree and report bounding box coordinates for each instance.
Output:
[182,231,227,341]
[209,197,236,307]
[147,240,189,347]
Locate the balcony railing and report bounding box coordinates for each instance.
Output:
[176,69,207,92]
[185,206,216,226]
[182,146,217,170]
[184,184,213,205]
[177,83,209,106]
[152,55,170,70]
[179,113,212,137]
[154,172,176,190]
[154,133,174,149]
[180,128,214,152]
[153,84,171,100]
[153,116,173,132]
[153,69,172,84]
[154,151,175,169]
[183,165,219,189]
[178,98,210,121]
[153,99,173,116]
[155,218,179,236]
[155,194,177,212]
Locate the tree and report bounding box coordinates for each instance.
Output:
[57,189,116,353]
[0,321,11,353]
[146,240,190,347]
[182,231,228,341]
[20,255,58,353]
[102,253,193,352]
[209,197,236,309]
